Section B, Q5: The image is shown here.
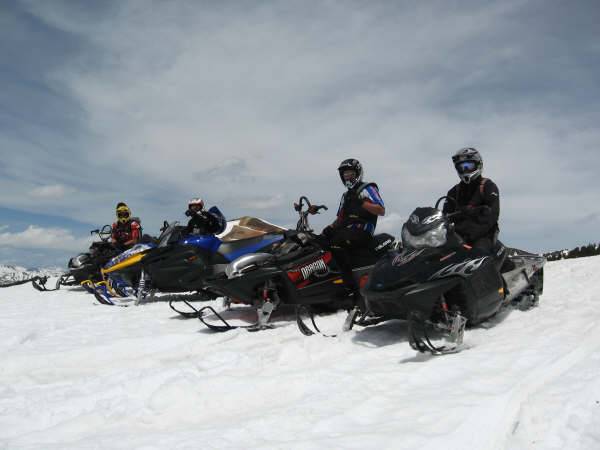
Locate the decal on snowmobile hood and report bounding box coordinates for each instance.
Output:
[392,249,425,267]
[104,243,155,269]
[428,256,489,280]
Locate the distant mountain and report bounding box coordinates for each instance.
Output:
[0,265,63,285]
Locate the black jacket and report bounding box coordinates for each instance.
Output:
[442,176,500,243]
[185,207,226,235]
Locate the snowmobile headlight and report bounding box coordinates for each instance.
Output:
[401,223,447,249]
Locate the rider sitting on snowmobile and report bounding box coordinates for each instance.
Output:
[442,147,500,252]
[185,198,226,235]
[111,202,141,250]
[311,158,385,299]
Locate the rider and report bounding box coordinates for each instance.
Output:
[111,202,141,250]
[442,147,500,251]
[315,159,385,299]
[185,197,226,235]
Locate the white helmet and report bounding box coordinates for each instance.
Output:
[452,147,483,184]
[188,197,204,210]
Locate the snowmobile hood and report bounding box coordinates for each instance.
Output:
[366,245,491,293]
[102,243,156,272]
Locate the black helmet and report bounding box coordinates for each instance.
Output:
[337,158,363,189]
[452,147,483,184]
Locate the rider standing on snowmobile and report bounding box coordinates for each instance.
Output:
[442,147,500,251]
[185,198,226,235]
[315,159,385,298]
[111,202,141,250]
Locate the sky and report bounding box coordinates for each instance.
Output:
[1,0,599,267]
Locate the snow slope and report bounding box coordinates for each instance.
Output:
[0,265,63,285]
[0,257,599,450]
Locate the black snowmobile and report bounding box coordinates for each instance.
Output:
[38,226,121,291]
[96,217,286,306]
[343,198,545,354]
[185,197,396,331]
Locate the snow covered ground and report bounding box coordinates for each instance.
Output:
[1,256,599,450]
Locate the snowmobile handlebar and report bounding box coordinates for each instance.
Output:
[294,196,327,232]
[294,196,328,214]
[435,196,490,219]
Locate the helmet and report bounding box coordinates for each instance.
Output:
[188,197,204,211]
[337,158,363,189]
[116,204,131,223]
[452,147,483,184]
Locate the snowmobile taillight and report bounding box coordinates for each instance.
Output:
[463,244,472,250]
[186,255,198,263]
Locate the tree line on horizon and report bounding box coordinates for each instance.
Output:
[544,243,600,261]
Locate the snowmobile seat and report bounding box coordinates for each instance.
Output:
[217,234,280,261]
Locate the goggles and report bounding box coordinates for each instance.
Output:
[117,210,130,219]
[455,160,478,174]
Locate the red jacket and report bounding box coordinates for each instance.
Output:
[111,220,141,246]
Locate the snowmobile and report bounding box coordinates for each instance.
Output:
[187,197,396,331]
[94,217,286,306]
[342,197,545,354]
[32,225,122,292]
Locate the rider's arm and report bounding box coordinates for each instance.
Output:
[362,201,385,216]
[123,221,141,246]
[442,186,458,215]
[110,223,118,244]
[359,185,385,216]
[458,182,500,241]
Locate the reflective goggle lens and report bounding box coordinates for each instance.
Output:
[456,161,477,173]
[117,211,130,218]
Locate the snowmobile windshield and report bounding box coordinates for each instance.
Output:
[401,222,447,249]
[157,222,180,248]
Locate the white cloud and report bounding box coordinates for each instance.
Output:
[30,184,71,199]
[377,212,405,235]
[0,226,92,252]
[3,1,599,254]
